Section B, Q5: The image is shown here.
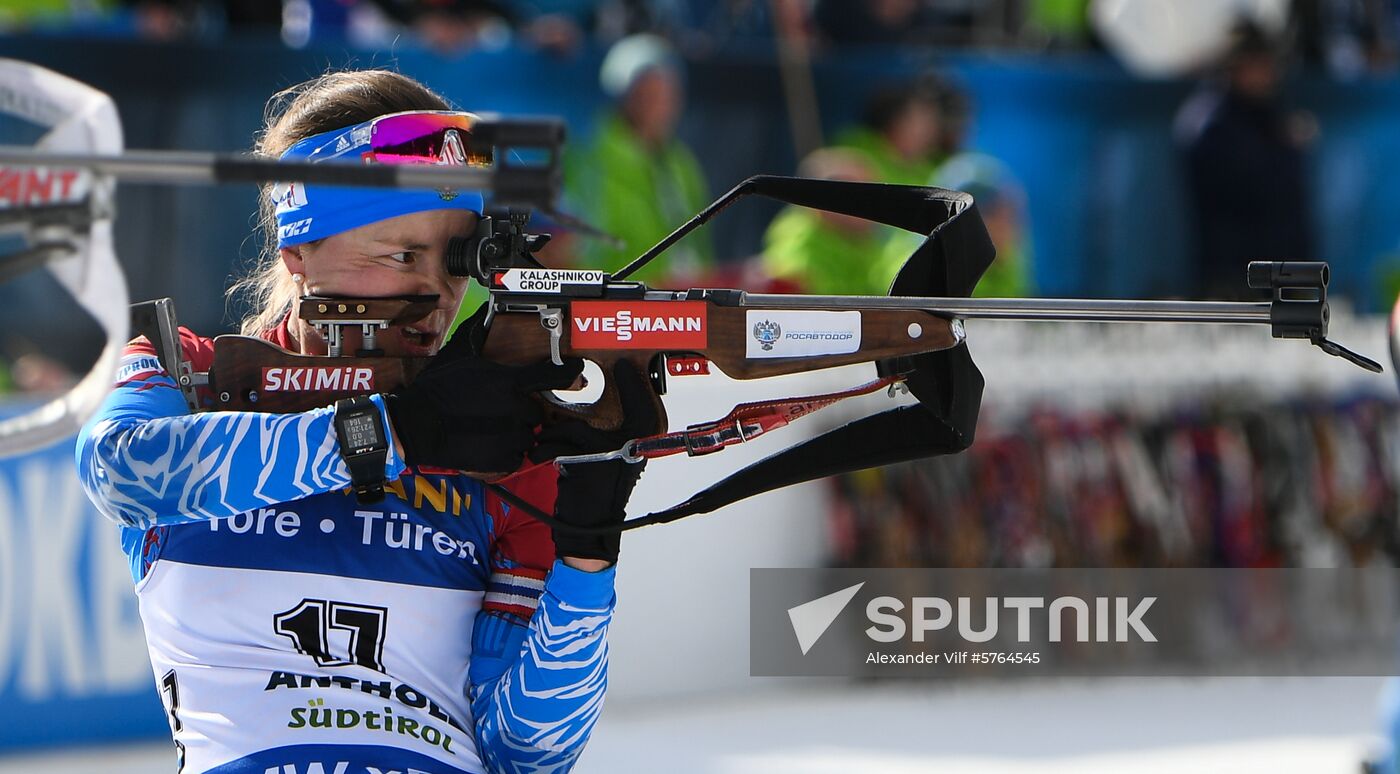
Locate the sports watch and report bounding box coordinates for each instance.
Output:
[333,395,389,504]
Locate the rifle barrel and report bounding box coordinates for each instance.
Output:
[741,293,1274,325]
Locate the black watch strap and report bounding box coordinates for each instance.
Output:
[334,395,389,504]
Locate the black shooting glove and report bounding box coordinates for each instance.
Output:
[528,359,659,564]
[386,325,583,474]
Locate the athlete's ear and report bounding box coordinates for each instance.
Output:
[279,245,306,276]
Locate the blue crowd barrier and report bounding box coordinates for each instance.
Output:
[0,402,168,753]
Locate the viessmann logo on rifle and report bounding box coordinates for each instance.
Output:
[571,301,708,348]
[262,366,375,392]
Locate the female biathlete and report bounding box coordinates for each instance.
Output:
[76,69,651,774]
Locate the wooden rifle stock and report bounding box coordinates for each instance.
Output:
[481,301,962,432]
[202,297,963,439]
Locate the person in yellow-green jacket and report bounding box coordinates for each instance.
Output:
[764,147,1033,299]
[833,77,947,188]
[761,148,899,295]
[565,34,713,287]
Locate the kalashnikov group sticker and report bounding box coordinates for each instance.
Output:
[745,310,862,359]
[496,268,607,294]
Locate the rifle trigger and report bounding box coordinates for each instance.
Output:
[539,308,564,366]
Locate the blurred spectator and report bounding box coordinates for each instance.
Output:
[405,0,514,54]
[1294,0,1399,78]
[97,0,413,44]
[566,33,713,286]
[519,3,587,54]
[272,0,512,50]
[813,0,929,47]
[118,0,204,40]
[0,338,70,395]
[1174,21,1315,300]
[10,351,73,393]
[3,0,1100,50]
[930,78,1037,298]
[472,1,755,56]
[874,151,1035,298]
[762,71,1036,298]
[116,0,336,41]
[930,152,1035,297]
[813,0,1087,49]
[505,0,713,48]
[680,0,781,51]
[834,77,946,188]
[760,148,896,295]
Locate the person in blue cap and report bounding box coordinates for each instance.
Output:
[75,69,649,774]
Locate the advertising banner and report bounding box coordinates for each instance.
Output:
[0,431,167,751]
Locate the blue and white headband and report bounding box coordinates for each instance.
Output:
[271,110,487,248]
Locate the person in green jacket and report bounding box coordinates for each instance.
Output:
[761,148,900,295]
[566,34,713,287]
[833,77,947,188]
[452,34,712,334]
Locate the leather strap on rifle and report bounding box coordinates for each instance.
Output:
[629,376,903,460]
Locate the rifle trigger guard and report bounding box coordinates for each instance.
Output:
[539,308,564,366]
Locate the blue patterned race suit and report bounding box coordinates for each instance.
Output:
[75,320,612,774]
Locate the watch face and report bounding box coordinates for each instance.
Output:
[341,411,383,454]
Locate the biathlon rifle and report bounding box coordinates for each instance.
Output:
[2,106,1383,533]
[139,177,1385,533]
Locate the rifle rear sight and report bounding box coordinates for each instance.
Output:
[444,213,550,281]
